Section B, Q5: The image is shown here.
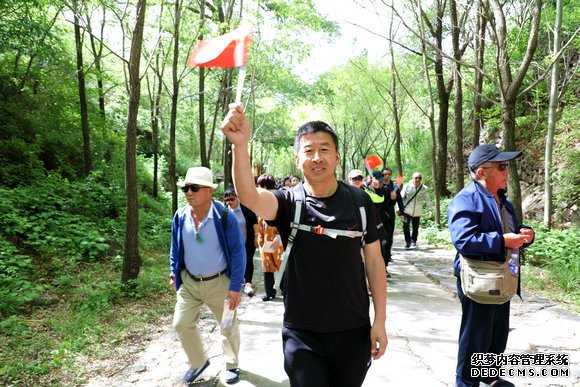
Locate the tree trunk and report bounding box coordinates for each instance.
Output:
[73,0,92,176]
[122,0,146,283]
[151,85,160,198]
[89,34,105,116]
[389,11,403,176]
[169,0,182,215]
[436,87,450,197]
[199,0,208,168]
[431,0,452,198]
[86,5,107,117]
[472,0,487,147]
[544,0,563,229]
[451,0,464,192]
[501,102,523,220]
[148,50,163,198]
[417,1,441,225]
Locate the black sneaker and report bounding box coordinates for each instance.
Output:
[225,368,241,384]
[182,360,210,384]
[405,244,410,249]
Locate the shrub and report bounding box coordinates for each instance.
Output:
[525,223,580,295]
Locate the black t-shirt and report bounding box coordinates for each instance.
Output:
[271,181,379,332]
[381,181,399,217]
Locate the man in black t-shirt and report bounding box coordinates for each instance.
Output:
[380,168,404,262]
[222,104,387,387]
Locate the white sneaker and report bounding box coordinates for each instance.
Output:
[410,242,417,249]
[244,283,255,297]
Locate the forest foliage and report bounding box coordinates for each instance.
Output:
[0,0,578,384]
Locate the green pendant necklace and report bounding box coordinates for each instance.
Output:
[192,208,207,243]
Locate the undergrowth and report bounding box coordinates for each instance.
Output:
[0,172,174,385]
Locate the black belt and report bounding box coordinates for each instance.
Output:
[187,269,227,282]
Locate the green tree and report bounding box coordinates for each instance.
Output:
[122,0,147,283]
[484,0,542,220]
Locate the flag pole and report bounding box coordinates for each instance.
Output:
[235,66,247,104]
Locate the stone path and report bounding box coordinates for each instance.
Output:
[86,232,579,387]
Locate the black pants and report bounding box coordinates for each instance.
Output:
[380,238,390,268]
[263,272,276,298]
[402,214,421,245]
[282,325,371,387]
[244,245,256,284]
[384,216,395,259]
[455,279,510,386]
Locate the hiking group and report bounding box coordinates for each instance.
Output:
[167,102,534,387]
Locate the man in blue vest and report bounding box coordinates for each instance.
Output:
[447,145,534,387]
[170,166,246,385]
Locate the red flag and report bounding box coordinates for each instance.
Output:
[364,155,383,173]
[395,173,404,187]
[187,27,252,68]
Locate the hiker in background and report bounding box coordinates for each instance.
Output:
[362,171,391,277]
[170,167,245,385]
[256,173,284,301]
[381,168,403,263]
[399,172,432,249]
[282,176,292,188]
[222,104,387,387]
[348,168,365,189]
[224,187,259,297]
[447,144,535,387]
[290,174,301,187]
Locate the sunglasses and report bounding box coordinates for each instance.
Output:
[225,197,237,202]
[481,164,509,172]
[414,176,422,180]
[351,176,363,181]
[181,184,204,193]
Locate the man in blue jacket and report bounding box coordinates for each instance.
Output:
[447,144,535,387]
[170,166,246,385]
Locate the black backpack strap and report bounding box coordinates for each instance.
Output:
[403,184,422,209]
[274,184,304,289]
[213,200,231,258]
[221,205,228,231]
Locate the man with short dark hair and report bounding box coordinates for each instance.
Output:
[448,144,535,387]
[362,171,391,274]
[222,104,387,387]
[170,167,246,385]
[381,168,404,263]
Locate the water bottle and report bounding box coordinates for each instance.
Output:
[509,250,519,275]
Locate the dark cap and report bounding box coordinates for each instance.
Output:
[372,170,385,182]
[468,144,522,171]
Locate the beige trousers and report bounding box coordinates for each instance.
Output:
[173,270,240,369]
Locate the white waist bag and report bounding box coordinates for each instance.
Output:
[459,206,518,305]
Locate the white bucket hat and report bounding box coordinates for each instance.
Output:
[181,167,218,189]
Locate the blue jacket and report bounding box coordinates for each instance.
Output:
[170,200,246,292]
[447,180,534,279]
